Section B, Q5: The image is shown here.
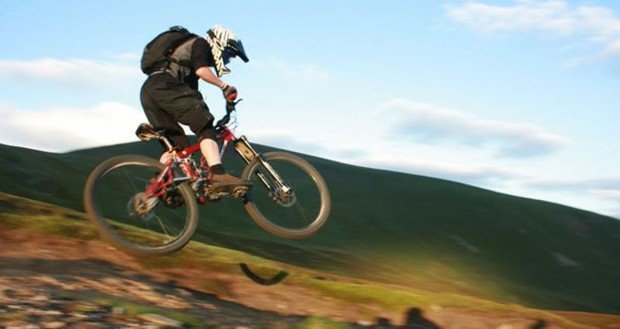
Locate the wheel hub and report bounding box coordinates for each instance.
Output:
[128,192,158,216]
[273,189,296,207]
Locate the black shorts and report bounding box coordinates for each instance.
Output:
[140,72,215,148]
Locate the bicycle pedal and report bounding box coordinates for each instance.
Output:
[232,186,250,198]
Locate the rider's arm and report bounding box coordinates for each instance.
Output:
[192,38,228,90]
[195,66,227,90]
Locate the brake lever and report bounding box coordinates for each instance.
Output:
[217,99,244,129]
[226,98,243,113]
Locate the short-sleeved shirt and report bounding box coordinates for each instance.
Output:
[165,37,215,90]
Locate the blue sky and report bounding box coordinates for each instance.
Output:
[1,0,620,218]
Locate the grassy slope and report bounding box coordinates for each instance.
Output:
[2,191,619,328]
[1,141,619,314]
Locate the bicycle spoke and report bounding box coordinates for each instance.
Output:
[294,202,309,221]
[88,157,195,251]
[122,168,140,193]
[154,214,172,239]
[244,152,328,236]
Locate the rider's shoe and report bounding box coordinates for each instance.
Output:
[210,173,252,188]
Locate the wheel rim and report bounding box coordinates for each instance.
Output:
[92,161,193,249]
[246,156,327,233]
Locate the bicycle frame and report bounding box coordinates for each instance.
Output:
[146,122,291,204]
[144,126,236,200]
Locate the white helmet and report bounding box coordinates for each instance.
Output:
[206,25,249,77]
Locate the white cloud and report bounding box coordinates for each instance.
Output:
[445,0,620,59]
[588,189,620,200]
[0,102,146,152]
[249,57,333,81]
[586,187,620,219]
[524,178,620,218]
[250,130,366,160]
[357,155,525,187]
[246,112,530,187]
[0,56,333,93]
[445,1,576,33]
[0,58,141,87]
[112,52,141,62]
[381,99,568,158]
[528,177,620,191]
[603,38,620,56]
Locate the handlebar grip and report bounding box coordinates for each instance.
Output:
[226,92,238,102]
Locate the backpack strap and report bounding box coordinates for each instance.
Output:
[168,37,198,68]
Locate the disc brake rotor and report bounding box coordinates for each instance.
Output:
[127,192,158,217]
[274,190,296,207]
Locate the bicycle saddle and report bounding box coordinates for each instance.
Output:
[135,123,164,141]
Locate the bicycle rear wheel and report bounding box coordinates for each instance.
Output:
[83,155,198,256]
[241,152,331,239]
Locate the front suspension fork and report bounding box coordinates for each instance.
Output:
[234,136,291,194]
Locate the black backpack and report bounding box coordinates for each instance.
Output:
[140,26,197,74]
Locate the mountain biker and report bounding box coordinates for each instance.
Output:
[140,25,250,187]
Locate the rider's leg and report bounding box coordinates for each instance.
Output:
[140,73,190,163]
[144,74,248,186]
[198,133,221,169]
[197,128,249,186]
[155,126,186,164]
[159,150,176,164]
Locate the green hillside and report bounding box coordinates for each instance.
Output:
[6,191,620,328]
[1,141,619,314]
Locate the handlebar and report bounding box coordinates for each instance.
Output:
[215,99,243,130]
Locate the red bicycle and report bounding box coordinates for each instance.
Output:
[83,100,331,256]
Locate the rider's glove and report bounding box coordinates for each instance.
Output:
[222,84,238,102]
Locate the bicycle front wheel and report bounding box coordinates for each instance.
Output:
[83,155,199,256]
[242,152,331,239]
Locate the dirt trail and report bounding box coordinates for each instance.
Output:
[0,232,317,328]
[0,225,615,328]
